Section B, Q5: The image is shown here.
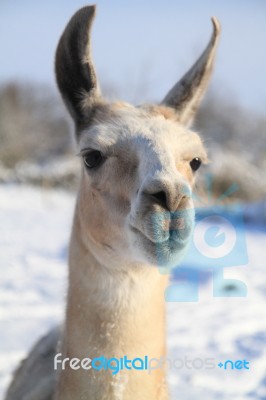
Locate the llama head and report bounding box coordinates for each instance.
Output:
[55,6,220,269]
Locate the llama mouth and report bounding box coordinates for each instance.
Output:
[130,208,195,245]
[130,225,168,244]
[130,224,191,246]
[130,224,192,267]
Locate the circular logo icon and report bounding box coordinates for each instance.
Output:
[193,216,237,259]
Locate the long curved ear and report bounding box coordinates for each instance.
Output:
[162,17,221,126]
[55,5,101,124]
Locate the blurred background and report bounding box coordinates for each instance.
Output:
[1,1,266,399]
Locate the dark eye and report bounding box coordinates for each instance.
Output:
[190,157,201,172]
[83,150,104,169]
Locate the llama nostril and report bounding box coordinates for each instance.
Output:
[150,190,168,209]
[143,180,191,211]
[145,187,190,211]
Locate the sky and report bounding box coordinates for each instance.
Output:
[0,0,265,113]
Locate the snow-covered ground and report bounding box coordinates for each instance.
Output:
[0,184,266,399]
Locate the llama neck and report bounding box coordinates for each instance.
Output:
[56,207,169,400]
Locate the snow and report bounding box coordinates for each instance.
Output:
[0,185,73,397]
[0,184,266,399]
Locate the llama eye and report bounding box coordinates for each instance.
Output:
[83,151,104,169]
[190,157,201,172]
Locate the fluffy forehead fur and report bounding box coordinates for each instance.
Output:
[78,103,208,177]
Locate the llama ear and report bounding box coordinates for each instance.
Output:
[55,5,101,124]
[162,17,221,126]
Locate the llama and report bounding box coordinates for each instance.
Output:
[5,5,220,400]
